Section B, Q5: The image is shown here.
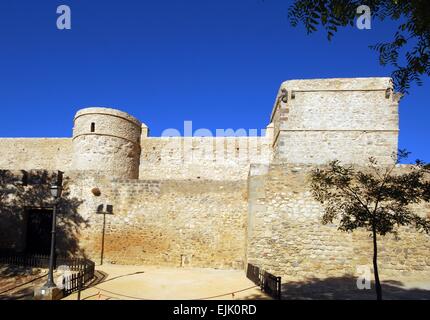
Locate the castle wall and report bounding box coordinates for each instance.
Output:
[247,164,430,281]
[140,136,272,180]
[271,78,399,165]
[2,78,428,284]
[67,173,248,269]
[0,138,72,171]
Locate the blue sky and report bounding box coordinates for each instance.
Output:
[0,0,428,162]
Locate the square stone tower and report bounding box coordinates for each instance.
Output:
[270,77,400,164]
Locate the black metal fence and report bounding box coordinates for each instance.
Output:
[0,252,95,297]
[262,271,282,300]
[246,263,282,300]
[0,253,50,268]
[62,260,95,296]
[246,263,261,286]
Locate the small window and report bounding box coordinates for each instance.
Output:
[91,122,95,133]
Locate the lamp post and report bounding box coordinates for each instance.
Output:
[96,204,114,265]
[44,171,63,288]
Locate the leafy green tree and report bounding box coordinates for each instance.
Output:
[288,0,430,94]
[309,151,430,300]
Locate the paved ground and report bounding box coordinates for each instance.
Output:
[64,265,270,300]
[66,265,430,300]
[280,274,430,300]
[2,263,430,300]
[0,265,47,300]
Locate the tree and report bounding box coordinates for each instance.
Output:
[288,0,430,94]
[309,151,430,300]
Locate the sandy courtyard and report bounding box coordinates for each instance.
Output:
[63,264,270,300]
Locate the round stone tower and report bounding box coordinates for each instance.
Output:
[72,107,142,179]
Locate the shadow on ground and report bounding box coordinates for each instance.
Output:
[268,275,430,300]
[0,265,48,300]
[0,286,34,300]
[86,270,108,287]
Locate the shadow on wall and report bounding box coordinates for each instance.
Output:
[0,170,87,258]
[254,275,430,300]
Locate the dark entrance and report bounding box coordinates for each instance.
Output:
[26,209,53,254]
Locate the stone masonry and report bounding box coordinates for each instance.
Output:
[0,77,429,280]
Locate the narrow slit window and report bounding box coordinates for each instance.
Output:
[91,122,95,133]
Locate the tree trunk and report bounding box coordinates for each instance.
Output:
[372,225,382,300]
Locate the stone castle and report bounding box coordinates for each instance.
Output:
[1,77,429,281]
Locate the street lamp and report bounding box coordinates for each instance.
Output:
[50,184,62,198]
[44,171,63,288]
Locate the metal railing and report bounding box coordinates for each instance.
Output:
[246,263,262,286]
[0,253,50,268]
[246,263,282,300]
[262,271,282,300]
[62,260,95,296]
[0,252,95,297]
